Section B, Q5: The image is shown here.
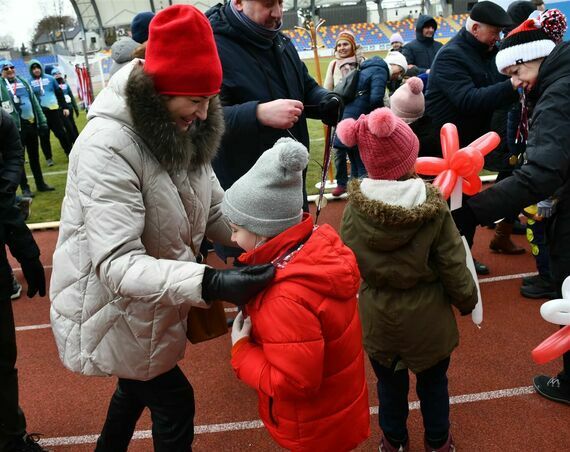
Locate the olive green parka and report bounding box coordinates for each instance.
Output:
[341,179,477,372]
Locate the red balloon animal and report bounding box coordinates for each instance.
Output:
[415,124,500,199]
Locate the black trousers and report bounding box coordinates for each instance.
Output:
[370,356,451,444]
[39,108,73,157]
[95,365,195,452]
[63,112,79,143]
[0,247,27,442]
[19,121,47,191]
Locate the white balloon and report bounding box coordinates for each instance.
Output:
[562,275,570,300]
[461,236,482,326]
[540,298,570,326]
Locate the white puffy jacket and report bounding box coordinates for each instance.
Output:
[50,61,231,380]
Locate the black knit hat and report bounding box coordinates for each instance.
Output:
[506,1,536,32]
[496,9,567,73]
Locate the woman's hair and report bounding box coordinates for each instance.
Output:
[131,41,147,59]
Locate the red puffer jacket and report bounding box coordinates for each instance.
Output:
[231,214,370,452]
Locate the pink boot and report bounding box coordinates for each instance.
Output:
[379,436,409,452]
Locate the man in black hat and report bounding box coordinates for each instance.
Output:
[425,1,519,275]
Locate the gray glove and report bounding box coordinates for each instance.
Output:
[537,199,555,218]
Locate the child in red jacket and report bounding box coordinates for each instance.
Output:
[222,137,370,452]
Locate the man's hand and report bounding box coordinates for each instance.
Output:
[202,263,275,306]
[319,93,343,126]
[63,109,70,117]
[257,99,304,129]
[231,311,252,345]
[20,258,46,297]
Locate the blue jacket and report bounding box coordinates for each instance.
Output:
[206,3,329,190]
[425,28,517,146]
[334,57,389,149]
[401,15,443,73]
[28,59,66,111]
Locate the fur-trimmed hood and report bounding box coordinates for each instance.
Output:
[346,178,446,251]
[88,60,224,173]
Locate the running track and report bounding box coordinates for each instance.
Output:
[10,199,569,451]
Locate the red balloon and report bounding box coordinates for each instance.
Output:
[467,132,501,157]
[440,124,459,161]
[465,147,485,177]
[416,157,448,176]
[462,174,483,196]
[450,149,473,177]
[532,324,570,364]
[433,169,458,199]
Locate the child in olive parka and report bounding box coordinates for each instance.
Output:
[338,108,477,452]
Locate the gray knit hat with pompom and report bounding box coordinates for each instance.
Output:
[222,137,309,237]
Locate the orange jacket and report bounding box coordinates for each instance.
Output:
[231,214,370,451]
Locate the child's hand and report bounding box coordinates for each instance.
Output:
[231,311,252,345]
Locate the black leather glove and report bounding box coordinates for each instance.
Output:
[319,93,344,126]
[202,263,275,306]
[20,258,46,297]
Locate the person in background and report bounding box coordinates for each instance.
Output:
[0,108,48,452]
[389,32,404,52]
[28,59,73,161]
[323,31,367,197]
[109,11,155,77]
[50,68,80,143]
[49,6,275,451]
[458,8,570,406]
[0,60,54,198]
[401,14,443,74]
[384,51,408,98]
[338,108,477,452]
[425,1,517,275]
[206,0,343,263]
[225,138,370,451]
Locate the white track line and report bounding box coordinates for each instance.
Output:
[39,385,535,447]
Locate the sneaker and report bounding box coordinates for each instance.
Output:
[473,259,490,275]
[533,375,570,405]
[331,185,346,197]
[11,277,22,300]
[520,275,557,299]
[21,188,35,198]
[379,436,409,452]
[46,159,54,167]
[5,433,49,451]
[424,433,455,452]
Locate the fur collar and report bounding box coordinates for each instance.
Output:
[125,63,224,173]
[347,178,446,227]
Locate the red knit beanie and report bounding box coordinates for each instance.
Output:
[144,5,222,96]
[336,108,419,180]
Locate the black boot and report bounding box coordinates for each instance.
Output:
[520,274,557,299]
[473,259,489,275]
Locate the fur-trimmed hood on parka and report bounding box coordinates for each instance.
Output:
[89,60,224,173]
[346,178,446,251]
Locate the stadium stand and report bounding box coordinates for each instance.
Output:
[282,13,469,52]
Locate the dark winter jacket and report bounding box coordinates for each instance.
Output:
[341,179,477,372]
[401,15,443,73]
[206,3,329,190]
[333,56,389,149]
[468,42,570,261]
[426,28,517,146]
[0,109,23,200]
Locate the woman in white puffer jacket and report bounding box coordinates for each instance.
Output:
[50,5,274,451]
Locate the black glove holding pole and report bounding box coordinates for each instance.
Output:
[319,93,344,127]
[202,263,275,306]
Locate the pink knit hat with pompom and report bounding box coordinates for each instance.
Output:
[390,77,425,124]
[336,107,419,180]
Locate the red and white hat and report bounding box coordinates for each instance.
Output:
[496,9,567,74]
